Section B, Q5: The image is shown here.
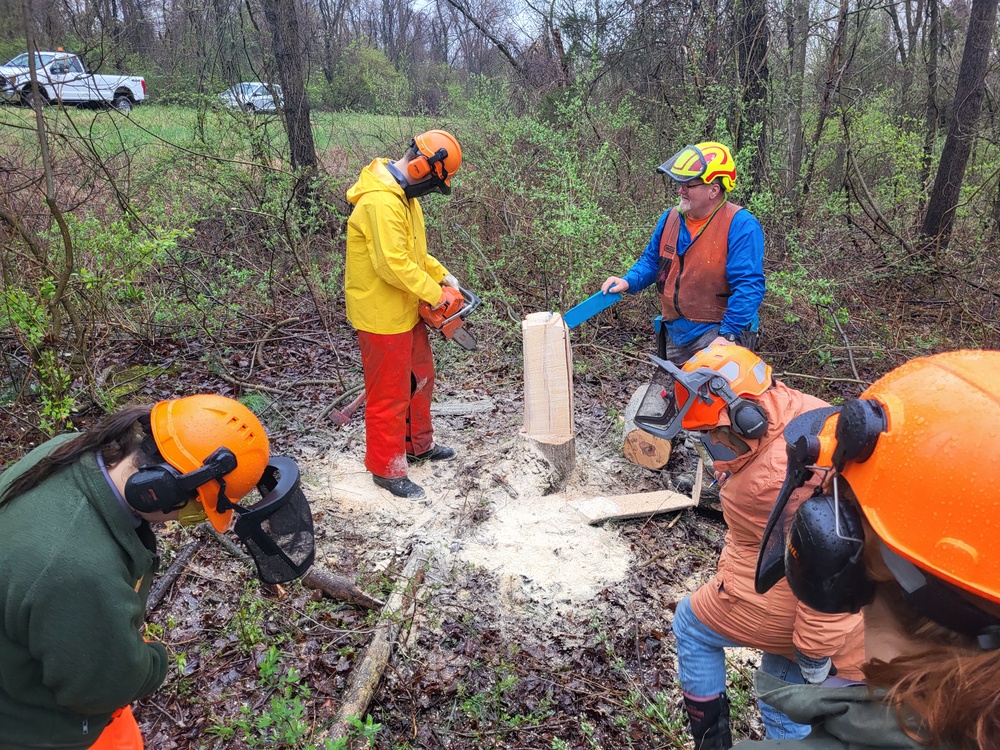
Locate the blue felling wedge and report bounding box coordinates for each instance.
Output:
[563,291,622,329]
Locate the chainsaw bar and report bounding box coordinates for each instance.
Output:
[451,326,477,350]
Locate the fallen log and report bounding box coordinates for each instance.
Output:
[315,545,431,744]
[302,567,384,611]
[203,524,381,610]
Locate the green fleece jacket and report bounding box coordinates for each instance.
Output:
[0,435,168,749]
[734,671,946,749]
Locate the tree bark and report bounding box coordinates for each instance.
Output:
[785,0,809,196]
[918,0,999,255]
[261,0,318,206]
[735,0,769,190]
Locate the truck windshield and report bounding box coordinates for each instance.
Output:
[4,53,59,69]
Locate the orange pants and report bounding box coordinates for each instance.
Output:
[90,706,143,749]
[357,323,435,477]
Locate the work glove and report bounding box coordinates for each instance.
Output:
[442,274,460,289]
[794,647,833,684]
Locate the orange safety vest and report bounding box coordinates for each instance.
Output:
[89,706,143,750]
[657,201,742,324]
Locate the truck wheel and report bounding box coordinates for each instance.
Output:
[22,88,48,108]
[112,94,133,114]
[243,102,256,113]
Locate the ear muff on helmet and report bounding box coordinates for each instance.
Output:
[125,447,238,514]
[708,375,769,439]
[407,145,449,182]
[756,402,884,595]
[785,481,876,614]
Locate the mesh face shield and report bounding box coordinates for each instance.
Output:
[232,456,316,584]
[633,355,728,440]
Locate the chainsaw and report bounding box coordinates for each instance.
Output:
[419,286,481,350]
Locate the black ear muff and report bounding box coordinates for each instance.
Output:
[124,447,238,515]
[730,399,769,439]
[125,462,189,514]
[833,398,886,468]
[785,491,875,614]
[708,375,769,439]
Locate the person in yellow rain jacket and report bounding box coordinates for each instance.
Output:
[345,130,463,500]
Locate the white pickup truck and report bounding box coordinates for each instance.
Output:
[0,51,146,112]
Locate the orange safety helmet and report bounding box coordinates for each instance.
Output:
[658,141,737,192]
[831,350,1000,604]
[407,130,462,194]
[675,345,772,431]
[150,395,270,531]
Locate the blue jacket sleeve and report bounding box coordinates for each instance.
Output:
[720,210,766,336]
[622,210,672,293]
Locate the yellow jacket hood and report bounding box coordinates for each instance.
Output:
[344,159,448,334]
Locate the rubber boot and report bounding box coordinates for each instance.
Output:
[684,693,733,750]
[372,475,426,499]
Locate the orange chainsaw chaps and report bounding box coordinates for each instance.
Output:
[89,706,144,750]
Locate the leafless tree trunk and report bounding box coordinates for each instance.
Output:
[261,0,318,205]
[785,0,808,195]
[917,0,940,217]
[797,0,849,216]
[919,0,999,255]
[734,0,769,190]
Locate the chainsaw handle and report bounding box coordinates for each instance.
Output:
[436,287,480,327]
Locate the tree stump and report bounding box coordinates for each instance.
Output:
[521,312,576,490]
[622,384,672,470]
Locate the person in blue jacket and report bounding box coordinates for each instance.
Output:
[602,142,765,364]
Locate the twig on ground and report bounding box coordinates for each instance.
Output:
[146,537,206,614]
[314,544,432,744]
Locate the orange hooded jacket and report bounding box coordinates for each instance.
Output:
[690,381,866,679]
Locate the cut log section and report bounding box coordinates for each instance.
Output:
[521,312,576,490]
[622,384,672,470]
[568,489,696,525]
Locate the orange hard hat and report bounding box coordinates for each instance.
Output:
[676,345,772,431]
[150,395,270,531]
[658,142,737,192]
[411,130,462,193]
[832,350,1000,604]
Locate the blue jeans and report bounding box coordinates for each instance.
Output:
[672,596,810,740]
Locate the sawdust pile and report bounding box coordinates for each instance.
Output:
[304,424,633,617]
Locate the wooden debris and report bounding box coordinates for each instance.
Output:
[430,399,495,416]
[622,384,672,470]
[316,545,431,744]
[301,567,384,611]
[568,489,696,525]
[146,538,206,614]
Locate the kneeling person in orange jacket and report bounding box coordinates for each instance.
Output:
[345,130,463,499]
[0,395,315,748]
[646,346,865,748]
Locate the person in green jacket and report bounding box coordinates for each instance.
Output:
[743,350,1000,748]
[0,394,315,749]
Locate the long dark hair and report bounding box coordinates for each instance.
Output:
[0,405,155,507]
